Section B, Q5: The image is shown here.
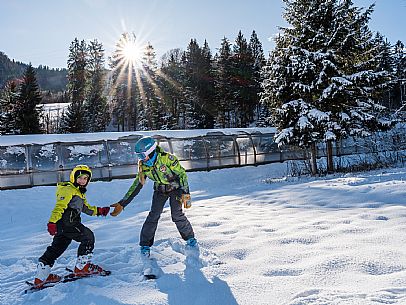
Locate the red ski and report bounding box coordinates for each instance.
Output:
[24,268,111,293]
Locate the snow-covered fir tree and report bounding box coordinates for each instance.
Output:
[139,42,164,130]
[0,80,18,134]
[393,40,406,110]
[183,39,215,129]
[248,30,266,126]
[85,39,110,132]
[61,38,88,133]
[261,0,393,173]
[255,102,272,127]
[371,33,395,109]
[199,40,216,128]
[14,64,43,134]
[214,37,234,128]
[159,48,186,129]
[231,31,256,127]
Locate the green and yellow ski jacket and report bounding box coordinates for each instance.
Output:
[49,182,98,226]
[119,146,189,208]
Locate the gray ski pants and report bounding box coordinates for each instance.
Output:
[139,188,194,247]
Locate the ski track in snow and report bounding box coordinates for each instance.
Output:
[2,164,406,304]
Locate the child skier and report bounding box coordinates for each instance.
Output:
[109,136,196,257]
[33,164,110,288]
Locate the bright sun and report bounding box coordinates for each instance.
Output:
[122,41,142,64]
[115,32,143,68]
[111,32,161,103]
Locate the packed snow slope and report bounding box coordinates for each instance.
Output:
[2,163,406,305]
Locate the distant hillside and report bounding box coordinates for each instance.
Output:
[0,51,67,92]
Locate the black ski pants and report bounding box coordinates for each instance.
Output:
[139,188,194,247]
[39,223,94,267]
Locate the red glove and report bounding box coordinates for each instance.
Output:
[97,206,110,216]
[47,222,57,236]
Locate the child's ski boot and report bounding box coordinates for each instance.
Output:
[33,262,61,288]
[73,254,108,276]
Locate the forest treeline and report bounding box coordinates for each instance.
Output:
[1,0,406,176]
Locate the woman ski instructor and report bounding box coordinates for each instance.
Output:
[109,136,197,257]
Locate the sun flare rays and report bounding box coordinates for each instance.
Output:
[108,31,184,130]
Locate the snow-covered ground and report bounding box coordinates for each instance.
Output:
[2,162,406,305]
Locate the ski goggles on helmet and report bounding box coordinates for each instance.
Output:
[136,152,150,160]
[136,142,157,161]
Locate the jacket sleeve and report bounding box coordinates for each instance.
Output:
[168,155,189,193]
[49,187,73,223]
[82,197,98,216]
[118,173,144,208]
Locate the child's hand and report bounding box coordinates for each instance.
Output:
[47,222,57,235]
[97,206,110,217]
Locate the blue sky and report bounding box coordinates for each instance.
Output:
[0,0,405,69]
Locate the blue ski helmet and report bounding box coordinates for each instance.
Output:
[135,137,157,166]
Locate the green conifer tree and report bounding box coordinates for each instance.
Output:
[0,80,18,134]
[183,39,215,129]
[184,39,203,129]
[61,38,88,133]
[249,30,266,123]
[393,40,406,110]
[371,33,395,110]
[15,64,43,134]
[85,39,110,132]
[214,37,234,128]
[139,42,164,130]
[261,0,393,174]
[231,31,256,127]
[159,48,187,129]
